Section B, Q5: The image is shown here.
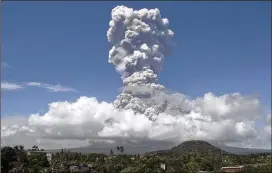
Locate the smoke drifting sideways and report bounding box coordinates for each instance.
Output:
[1,6,271,150]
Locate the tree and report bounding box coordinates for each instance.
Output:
[116,146,124,154]
[28,152,50,172]
[184,161,200,173]
[199,158,214,171]
[1,146,17,173]
[119,146,124,153]
[110,149,114,156]
[19,145,24,150]
[31,145,39,151]
[116,146,124,153]
[14,145,29,172]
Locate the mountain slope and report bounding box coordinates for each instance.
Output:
[216,145,271,155]
[145,140,229,156]
[45,140,271,155]
[207,141,271,155]
[170,140,228,155]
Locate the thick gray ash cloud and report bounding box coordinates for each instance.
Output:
[107,6,174,86]
[107,6,179,119]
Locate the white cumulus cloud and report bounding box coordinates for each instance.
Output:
[1,93,271,150]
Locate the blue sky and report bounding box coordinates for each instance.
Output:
[2,1,271,116]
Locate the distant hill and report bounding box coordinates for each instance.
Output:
[205,140,271,155]
[46,142,174,155]
[146,140,229,156]
[215,144,271,155]
[147,140,271,156]
[170,140,228,155]
[44,140,271,156]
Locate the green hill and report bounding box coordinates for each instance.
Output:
[170,140,229,155]
[146,140,229,156]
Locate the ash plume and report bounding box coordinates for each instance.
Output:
[107,6,182,119]
[107,6,174,83]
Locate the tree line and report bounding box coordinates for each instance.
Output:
[1,144,271,173]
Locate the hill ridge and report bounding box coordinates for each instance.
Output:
[170,140,228,154]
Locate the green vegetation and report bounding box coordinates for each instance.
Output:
[1,141,271,173]
[1,145,50,173]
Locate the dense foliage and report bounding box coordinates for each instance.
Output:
[1,145,50,173]
[1,143,271,173]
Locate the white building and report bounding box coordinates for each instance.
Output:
[69,165,89,173]
[160,163,166,170]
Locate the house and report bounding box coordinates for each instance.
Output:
[220,166,245,173]
[46,152,52,163]
[160,163,166,170]
[106,155,117,160]
[70,166,79,172]
[69,164,90,173]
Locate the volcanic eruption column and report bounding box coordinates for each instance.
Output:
[107,6,185,119]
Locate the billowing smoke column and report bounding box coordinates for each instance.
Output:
[107,6,185,119]
[107,6,174,86]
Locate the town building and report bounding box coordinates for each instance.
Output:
[69,164,90,173]
[220,166,245,173]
